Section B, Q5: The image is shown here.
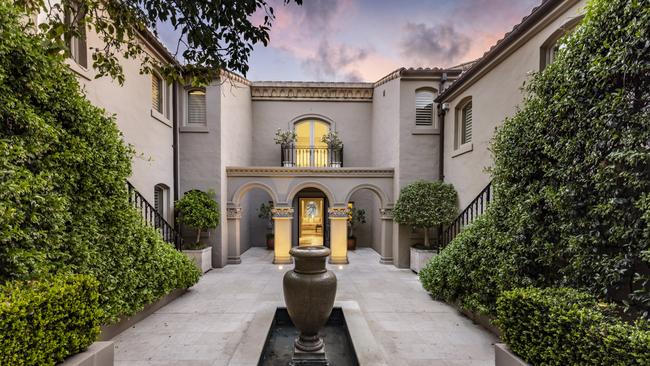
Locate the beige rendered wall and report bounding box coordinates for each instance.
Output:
[442,0,586,209]
[69,31,176,223]
[371,79,400,169]
[251,100,373,167]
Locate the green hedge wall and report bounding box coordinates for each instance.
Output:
[496,287,650,366]
[0,274,102,365]
[420,0,649,317]
[0,0,200,323]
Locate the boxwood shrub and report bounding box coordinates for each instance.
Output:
[0,274,102,365]
[0,0,200,324]
[496,287,650,366]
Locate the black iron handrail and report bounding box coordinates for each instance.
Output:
[126,181,183,250]
[440,181,492,247]
[280,144,344,167]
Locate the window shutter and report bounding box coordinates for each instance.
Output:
[152,75,162,113]
[187,90,206,125]
[415,90,434,126]
[462,102,472,144]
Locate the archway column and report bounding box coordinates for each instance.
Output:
[328,207,349,264]
[226,207,242,264]
[272,207,294,264]
[379,208,394,264]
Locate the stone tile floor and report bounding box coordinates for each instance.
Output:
[114,247,497,366]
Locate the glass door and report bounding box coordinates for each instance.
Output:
[298,198,324,246]
[294,120,329,167]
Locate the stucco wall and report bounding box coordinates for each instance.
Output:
[70,31,175,222]
[251,100,373,167]
[442,0,586,209]
[371,79,400,169]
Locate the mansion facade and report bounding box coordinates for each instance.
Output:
[61,0,587,268]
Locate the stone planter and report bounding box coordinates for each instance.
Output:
[410,246,437,273]
[58,341,113,366]
[495,344,530,366]
[183,246,212,273]
[283,246,337,353]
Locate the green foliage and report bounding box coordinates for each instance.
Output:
[176,189,220,245]
[394,180,457,247]
[421,0,650,317]
[258,202,273,221]
[347,207,366,238]
[0,0,200,324]
[14,0,302,84]
[496,287,650,366]
[0,274,102,365]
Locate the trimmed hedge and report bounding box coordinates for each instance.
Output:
[496,287,650,366]
[0,274,102,365]
[420,0,650,317]
[0,0,200,324]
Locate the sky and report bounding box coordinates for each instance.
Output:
[160,0,541,82]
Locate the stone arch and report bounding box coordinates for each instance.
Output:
[288,113,336,130]
[286,181,335,204]
[343,183,389,207]
[231,181,279,206]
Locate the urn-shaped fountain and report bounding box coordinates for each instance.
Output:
[283,245,337,360]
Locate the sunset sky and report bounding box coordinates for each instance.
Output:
[160,0,541,82]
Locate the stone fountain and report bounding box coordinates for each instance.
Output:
[283,246,337,365]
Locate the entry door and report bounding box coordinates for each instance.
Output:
[295,120,329,167]
[298,198,324,246]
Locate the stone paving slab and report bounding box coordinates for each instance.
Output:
[113,248,497,365]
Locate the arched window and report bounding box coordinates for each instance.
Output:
[415,89,435,127]
[455,97,472,149]
[187,89,206,125]
[294,119,330,167]
[154,184,169,218]
[540,16,583,70]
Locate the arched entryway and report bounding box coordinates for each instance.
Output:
[292,188,329,247]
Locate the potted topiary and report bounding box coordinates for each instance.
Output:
[258,202,274,250]
[347,207,366,250]
[393,180,457,273]
[320,130,343,167]
[274,128,297,167]
[176,189,220,273]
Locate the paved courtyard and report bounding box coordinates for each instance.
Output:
[113,247,497,366]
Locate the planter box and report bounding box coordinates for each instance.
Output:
[58,341,113,366]
[495,344,530,366]
[410,246,437,273]
[183,247,212,273]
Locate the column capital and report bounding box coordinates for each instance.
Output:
[226,207,242,219]
[327,207,349,219]
[379,208,394,220]
[272,207,294,219]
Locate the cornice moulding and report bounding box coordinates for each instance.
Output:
[251,85,373,101]
[226,167,394,178]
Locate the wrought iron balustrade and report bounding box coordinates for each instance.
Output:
[126,181,183,250]
[280,144,344,167]
[440,181,492,247]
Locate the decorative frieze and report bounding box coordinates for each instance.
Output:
[379,208,394,220]
[226,167,394,178]
[251,83,373,101]
[226,207,242,219]
[328,207,350,218]
[272,207,295,218]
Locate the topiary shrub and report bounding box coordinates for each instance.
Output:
[0,274,102,365]
[176,189,220,248]
[0,0,199,323]
[496,287,650,366]
[393,180,457,248]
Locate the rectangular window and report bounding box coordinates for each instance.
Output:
[187,90,206,125]
[152,74,163,113]
[64,4,87,68]
[461,102,472,145]
[415,90,435,127]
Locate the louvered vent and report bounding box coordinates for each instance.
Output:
[187,90,207,125]
[415,90,435,126]
[462,102,472,144]
[152,75,162,113]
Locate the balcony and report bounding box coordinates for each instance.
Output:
[280,144,344,167]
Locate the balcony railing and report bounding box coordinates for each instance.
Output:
[280,144,344,167]
[126,181,183,250]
